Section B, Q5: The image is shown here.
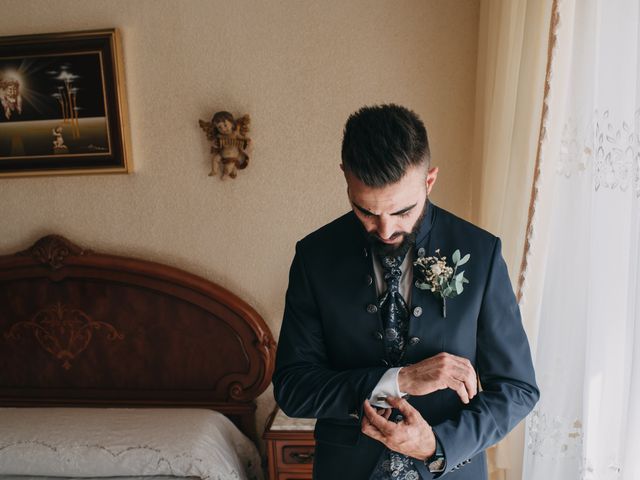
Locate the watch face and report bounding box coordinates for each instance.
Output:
[428,458,446,473]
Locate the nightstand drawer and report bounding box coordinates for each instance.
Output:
[264,408,316,480]
[279,442,315,466]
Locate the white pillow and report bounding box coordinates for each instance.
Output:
[0,408,262,480]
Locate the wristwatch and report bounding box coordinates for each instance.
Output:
[425,436,446,474]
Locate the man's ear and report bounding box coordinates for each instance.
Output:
[341,163,349,182]
[426,166,439,195]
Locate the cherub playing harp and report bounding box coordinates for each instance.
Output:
[199,111,251,179]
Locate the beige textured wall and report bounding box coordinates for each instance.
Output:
[0,0,479,437]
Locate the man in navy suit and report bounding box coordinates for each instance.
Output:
[273,104,538,479]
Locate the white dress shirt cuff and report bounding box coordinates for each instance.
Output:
[368,367,405,408]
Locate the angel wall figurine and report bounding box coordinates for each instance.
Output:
[0,76,22,120]
[199,111,251,179]
[52,125,69,154]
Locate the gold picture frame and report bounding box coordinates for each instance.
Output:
[0,29,131,177]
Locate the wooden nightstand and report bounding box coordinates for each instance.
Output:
[264,408,316,480]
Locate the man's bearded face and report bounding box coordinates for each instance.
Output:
[345,164,435,258]
[366,199,428,258]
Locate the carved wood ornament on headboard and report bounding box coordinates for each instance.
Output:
[0,235,276,440]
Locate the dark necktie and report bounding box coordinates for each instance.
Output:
[378,254,410,366]
[369,253,421,480]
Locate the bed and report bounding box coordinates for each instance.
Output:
[0,234,276,480]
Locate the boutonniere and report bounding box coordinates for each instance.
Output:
[414,249,470,318]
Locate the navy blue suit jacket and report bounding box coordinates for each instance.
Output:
[273,202,539,479]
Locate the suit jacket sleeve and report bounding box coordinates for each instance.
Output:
[423,237,539,476]
[273,242,388,419]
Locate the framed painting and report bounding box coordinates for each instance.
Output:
[0,29,131,177]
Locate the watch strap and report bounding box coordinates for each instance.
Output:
[425,435,446,473]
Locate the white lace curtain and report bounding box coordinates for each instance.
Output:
[522,0,640,479]
[470,2,552,478]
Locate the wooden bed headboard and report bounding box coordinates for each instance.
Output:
[0,235,276,441]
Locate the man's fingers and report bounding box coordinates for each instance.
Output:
[375,407,392,419]
[446,356,477,400]
[462,365,478,399]
[363,398,379,419]
[454,366,477,400]
[466,372,478,399]
[361,412,372,428]
[462,377,476,400]
[363,400,395,435]
[361,406,376,434]
[385,396,419,423]
[361,421,386,443]
[448,378,470,404]
[361,402,388,444]
[408,352,478,401]
[364,402,395,434]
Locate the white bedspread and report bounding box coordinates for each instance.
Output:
[0,408,262,480]
[0,477,198,479]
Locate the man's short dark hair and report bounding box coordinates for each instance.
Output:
[341,104,430,187]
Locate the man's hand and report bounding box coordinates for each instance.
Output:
[361,396,436,460]
[398,352,477,403]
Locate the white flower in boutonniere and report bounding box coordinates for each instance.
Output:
[413,248,470,318]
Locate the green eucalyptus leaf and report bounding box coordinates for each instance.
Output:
[457,254,470,266]
[452,250,461,264]
[456,271,469,284]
